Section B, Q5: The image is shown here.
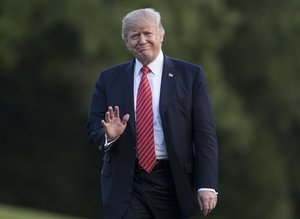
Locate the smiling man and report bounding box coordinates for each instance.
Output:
[87,8,218,219]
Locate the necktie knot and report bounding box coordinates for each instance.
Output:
[141,65,151,75]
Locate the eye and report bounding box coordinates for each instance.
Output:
[130,33,139,39]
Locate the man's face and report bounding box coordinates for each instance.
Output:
[125,23,164,65]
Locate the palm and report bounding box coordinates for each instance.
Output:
[104,116,126,139]
[101,106,130,141]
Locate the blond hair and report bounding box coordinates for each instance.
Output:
[122,8,165,40]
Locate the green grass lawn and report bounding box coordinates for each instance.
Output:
[0,204,87,219]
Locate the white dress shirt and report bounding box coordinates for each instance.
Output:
[133,50,168,159]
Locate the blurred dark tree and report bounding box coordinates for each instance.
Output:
[0,0,298,219]
[0,0,105,217]
[221,0,300,217]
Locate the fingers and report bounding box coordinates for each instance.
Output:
[104,106,118,123]
[197,191,218,216]
[201,198,211,216]
[198,195,203,211]
[101,119,106,128]
[211,195,217,209]
[104,106,113,123]
[114,106,119,118]
[108,106,113,120]
[103,106,129,125]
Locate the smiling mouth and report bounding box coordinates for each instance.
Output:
[138,46,150,51]
[139,49,147,52]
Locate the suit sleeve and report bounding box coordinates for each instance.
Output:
[86,73,107,151]
[192,67,218,190]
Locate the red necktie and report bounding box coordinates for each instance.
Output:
[136,66,156,173]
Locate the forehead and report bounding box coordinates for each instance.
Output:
[128,23,157,33]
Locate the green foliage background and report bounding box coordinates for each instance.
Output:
[0,204,86,219]
[0,0,299,218]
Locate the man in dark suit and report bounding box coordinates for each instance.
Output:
[87,8,218,219]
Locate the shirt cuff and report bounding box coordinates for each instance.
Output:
[197,188,218,195]
[103,134,119,152]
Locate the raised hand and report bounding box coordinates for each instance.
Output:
[101,106,130,141]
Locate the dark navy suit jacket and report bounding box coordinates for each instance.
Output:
[86,55,218,219]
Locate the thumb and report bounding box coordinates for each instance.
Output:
[122,114,130,125]
[198,194,203,211]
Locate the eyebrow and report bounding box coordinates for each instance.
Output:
[130,33,140,38]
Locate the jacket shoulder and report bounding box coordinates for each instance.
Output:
[166,56,203,71]
[165,56,204,78]
[100,61,133,76]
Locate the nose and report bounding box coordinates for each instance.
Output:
[139,34,147,44]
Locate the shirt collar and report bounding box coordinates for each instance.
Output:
[134,50,164,76]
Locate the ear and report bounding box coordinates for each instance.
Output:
[125,39,131,51]
[159,34,164,43]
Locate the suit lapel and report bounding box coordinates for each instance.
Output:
[122,60,136,136]
[121,57,176,136]
[159,56,176,116]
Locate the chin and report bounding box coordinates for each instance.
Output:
[137,55,152,64]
